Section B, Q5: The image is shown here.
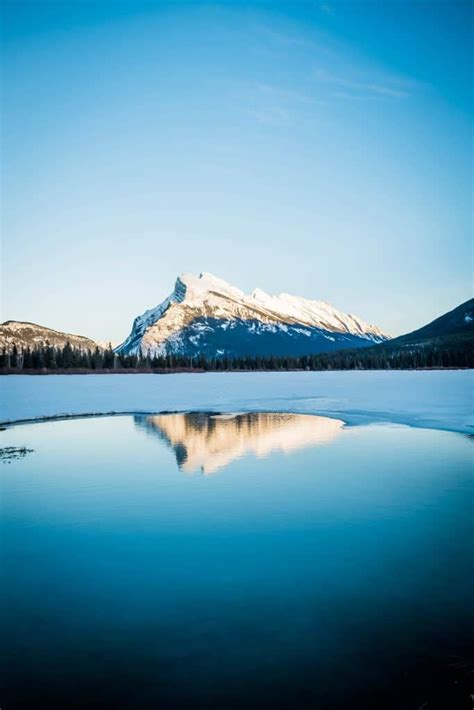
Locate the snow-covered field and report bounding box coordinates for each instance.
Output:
[0,371,472,434]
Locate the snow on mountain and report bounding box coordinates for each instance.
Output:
[116,272,389,358]
[0,321,99,352]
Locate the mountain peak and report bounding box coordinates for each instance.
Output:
[116,272,388,358]
[251,287,270,300]
[177,272,244,301]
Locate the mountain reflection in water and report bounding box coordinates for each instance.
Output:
[134,411,344,474]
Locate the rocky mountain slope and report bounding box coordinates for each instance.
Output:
[0,320,98,352]
[116,272,388,358]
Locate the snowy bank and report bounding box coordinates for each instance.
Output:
[0,371,472,434]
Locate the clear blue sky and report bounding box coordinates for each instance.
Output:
[2,0,472,341]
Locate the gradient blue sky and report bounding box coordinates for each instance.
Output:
[2,0,472,341]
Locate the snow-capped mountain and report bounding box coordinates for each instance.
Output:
[0,321,99,352]
[116,272,388,358]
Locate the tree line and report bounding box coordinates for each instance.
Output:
[0,340,472,373]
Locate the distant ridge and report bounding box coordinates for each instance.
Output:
[310,298,474,370]
[0,320,99,352]
[380,299,474,351]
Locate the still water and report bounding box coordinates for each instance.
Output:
[1,413,472,709]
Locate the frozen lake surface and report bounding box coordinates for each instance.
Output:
[0,370,472,433]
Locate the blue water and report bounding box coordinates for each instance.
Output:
[1,413,472,709]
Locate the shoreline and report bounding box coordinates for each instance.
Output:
[1,406,471,437]
[1,371,471,435]
[0,366,471,376]
[1,409,348,429]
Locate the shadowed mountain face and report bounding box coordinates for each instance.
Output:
[338,298,474,368]
[134,411,344,474]
[141,317,381,358]
[382,298,474,350]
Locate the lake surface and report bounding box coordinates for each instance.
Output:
[1,413,472,709]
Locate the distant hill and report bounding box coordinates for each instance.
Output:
[312,299,474,370]
[0,320,99,352]
[381,299,474,352]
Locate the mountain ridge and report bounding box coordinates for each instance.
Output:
[116,272,388,358]
[0,320,99,352]
[309,298,474,370]
[379,299,474,350]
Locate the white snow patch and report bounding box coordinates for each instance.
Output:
[191,323,212,332]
